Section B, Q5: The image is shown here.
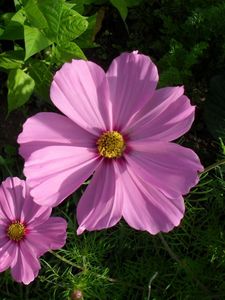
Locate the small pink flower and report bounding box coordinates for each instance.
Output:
[0,177,67,284]
[18,52,203,235]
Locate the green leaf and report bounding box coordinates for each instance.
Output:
[58,5,88,42]
[76,14,97,48]
[52,41,86,65]
[28,59,52,101]
[110,0,128,21]
[7,69,35,114]
[24,25,52,60]
[0,9,25,40]
[0,12,15,26]
[0,50,24,70]
[204,73,225,139]
[24,0,48,29]
[37,0,88,43]
[37,0,64,41]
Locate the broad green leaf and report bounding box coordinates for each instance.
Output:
[24,0,48,29]
[37,0,65,41]
[28,59,52,100]
[76,14,97,48]
[204,73,225,139]
[37,0,88,43]
[65,0,84,14]
[14,0,23,11]
[58,6,88,42]
[24,25,52,60]
[7,69,35,114]
[0,50,24,70]
[0,13,15,25]
[110,0,128,21]
[0,9,25,40]
[52,41,86,65]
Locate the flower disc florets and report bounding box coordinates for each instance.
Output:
[97,131,125,158]
[7,221,26,241]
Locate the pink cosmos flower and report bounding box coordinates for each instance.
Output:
[0,177,67,284]
[18,51,203,235]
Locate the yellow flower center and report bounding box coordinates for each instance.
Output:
[97,131,125,158]
[7,221,26,241]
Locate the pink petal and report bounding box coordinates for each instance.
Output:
[0,241,16,272]
[0,224,8,247]
[50,60,111,134]
[21,188,52,228]
[127,87,195,141]
[126,141,203,199]
[26,217,67,256]
[24,146,101,207]
[11,241,41,285]
[106,52,158,131]
[0,177,25,221]
[18,112,96,159]
[0,177,52,225]
[120,165,185,234]
[77,160,123,234]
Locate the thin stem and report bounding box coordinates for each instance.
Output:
[158,233,209,295]
[49,250,83,271]
[49,250,145,290]
[147,272,158,300]
[201,158,225,175]
[158,233,181,264]
[49,250,116,283]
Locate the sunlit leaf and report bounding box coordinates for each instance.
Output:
[0,9,25,40]
[24,25,52,60]
[52,41,86,65]
[7,69,35,114]
[0,50,24,70]
[24,0,48,29]
[37,0,88,43]
[28,59,52,101]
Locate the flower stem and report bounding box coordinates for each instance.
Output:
[201,158,225,175]
[48,250,83,270]
[158,233,209,295]
[49,250,116,283]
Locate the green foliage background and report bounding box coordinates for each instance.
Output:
[0,0,225,299]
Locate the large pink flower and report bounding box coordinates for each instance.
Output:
[18,52,203,235]
[0,177,67,284]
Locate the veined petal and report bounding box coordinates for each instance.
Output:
[18,112,96,159]
[126,141,203,198]
[127,87,195,141]
[0,241,16,272]
[0,177,25,221]
[77,160,123,234]
[26,217,67,256]
[106,52,158,131]
[21,190,52,228]
[11,242,41,285]
[24,146,101,207]
[50,60,111,134]
[120,165,185,234]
